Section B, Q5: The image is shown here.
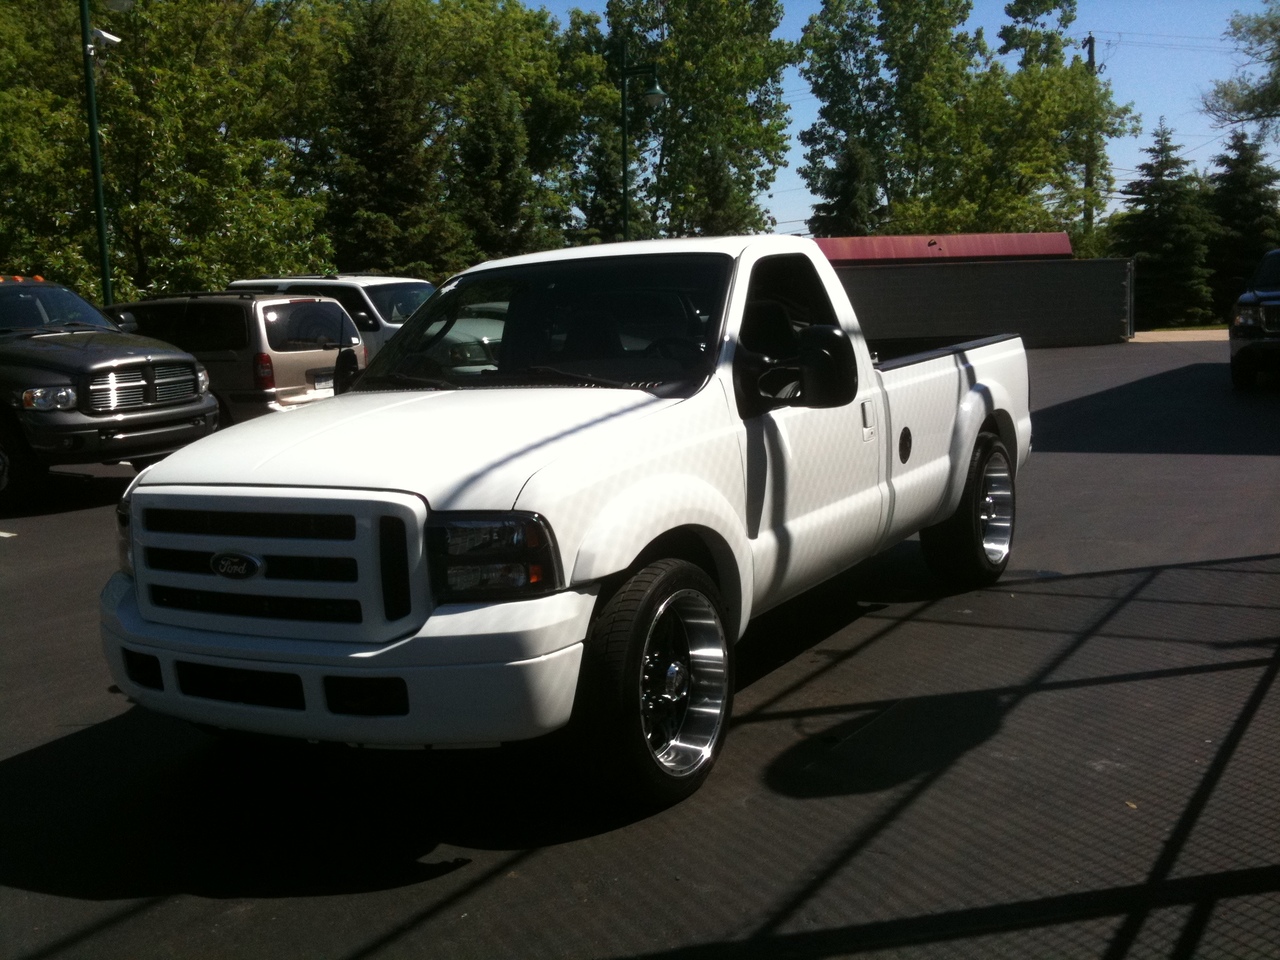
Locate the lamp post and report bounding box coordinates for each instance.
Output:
[619,37,667,242]
[79,0,131,305]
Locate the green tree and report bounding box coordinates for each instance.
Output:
[1203,0,1280,136]
[1205,129,1280,318]
[0,1,87,282]
[997,0,1075,68]
[556,9,625,244]
[798,0,889,236]
[601,0,796,238]
[798,0,1134,239]
[0,0,341,299]
[320,0,589,277]
[1109,121,1215,327]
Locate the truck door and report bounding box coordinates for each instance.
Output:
[735,253,884,610]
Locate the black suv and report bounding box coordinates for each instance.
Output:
[0,277,218,507]
[1230,249,1280,389]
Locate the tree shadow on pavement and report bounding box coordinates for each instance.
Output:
[1032,362,1280,457]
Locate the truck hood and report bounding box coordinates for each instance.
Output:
[0,328,194,376]
[139,387,679,509]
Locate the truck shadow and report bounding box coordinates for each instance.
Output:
[0,543,951,903]
[0,707,636,901]
[735,540,941,690]
[0,468,131,519]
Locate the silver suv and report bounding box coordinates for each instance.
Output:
[107,292,364,425]
[227,275,435,357]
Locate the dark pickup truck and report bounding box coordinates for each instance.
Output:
[0,277,218,508]
[1230,249,1280,389]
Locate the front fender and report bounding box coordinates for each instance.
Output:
[570,474,753,640]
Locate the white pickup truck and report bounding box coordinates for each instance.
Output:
[101,235,1030,804]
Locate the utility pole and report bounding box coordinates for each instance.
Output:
[1084,32,1097,236]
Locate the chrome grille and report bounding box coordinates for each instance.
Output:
[87,362,199,412]
[130,487,430,644]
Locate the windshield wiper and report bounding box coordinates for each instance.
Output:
[521,365,633,389]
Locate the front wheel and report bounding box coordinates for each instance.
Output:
[1230,357,1256,391]
[0,425,45,512]
[585,559,733,807]
[920,432,1015,590]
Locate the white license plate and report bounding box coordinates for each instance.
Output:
[314,376,333,391]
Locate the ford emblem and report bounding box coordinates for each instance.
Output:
[211,552,261,579]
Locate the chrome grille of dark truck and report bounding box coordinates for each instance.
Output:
[130,488,429,644]
[88,362,199,412]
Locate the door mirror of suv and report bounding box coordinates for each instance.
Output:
[334,347,361,395]
[352,311,379,333]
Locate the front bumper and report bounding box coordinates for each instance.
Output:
[20,397,219,466]
[100,573,596,745]
[1230,328,1280,368]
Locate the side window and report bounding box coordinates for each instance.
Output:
[739,254,837,360]
[184,303,250,351]
[129,304,187,346]
[264,301,358,352]
[289,285,376,331]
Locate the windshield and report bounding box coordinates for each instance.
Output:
[366,281,436,324]
[1252,251,1280,290]
[0,284,116,332]
[356,253,733,396]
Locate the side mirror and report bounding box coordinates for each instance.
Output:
[353,310,379,333]
[334,347,360,395]
[112,311,139,334]
[797,325,857,408]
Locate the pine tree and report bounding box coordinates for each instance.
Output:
[1206,129,1280,319]
[1109,121,1216,328]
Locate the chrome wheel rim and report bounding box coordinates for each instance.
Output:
[638,589,729,778]
[979,451,1014,565]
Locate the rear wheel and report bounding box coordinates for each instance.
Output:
[920,432,1015,590]
[584,559,733,807]
[1230,357,1256,391]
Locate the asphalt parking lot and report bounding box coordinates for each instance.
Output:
[1,338,1277,959]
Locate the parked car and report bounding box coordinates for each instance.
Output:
[1230,248,1280,389]
[227,275,435,358]
[102,235,1031,806]
[0,276,217,508]
[106,292,365,426]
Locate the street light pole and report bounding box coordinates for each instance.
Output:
[619,37,666,242]
[78,0,112,304]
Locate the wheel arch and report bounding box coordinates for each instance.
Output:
[926,383,1019,528]
[569,476,752,641]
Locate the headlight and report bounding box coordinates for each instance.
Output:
[115,472,145,577]
[1234,304,1262,326]
[196,364,210,395]
[426,512,561,602]
[22,386,77,410]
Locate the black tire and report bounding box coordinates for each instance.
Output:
[920,432,1015,590]
[583,559,733,807]
[1230,357,1256,391]
[0,423,45,512]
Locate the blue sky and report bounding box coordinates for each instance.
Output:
[536,0,1270,234]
